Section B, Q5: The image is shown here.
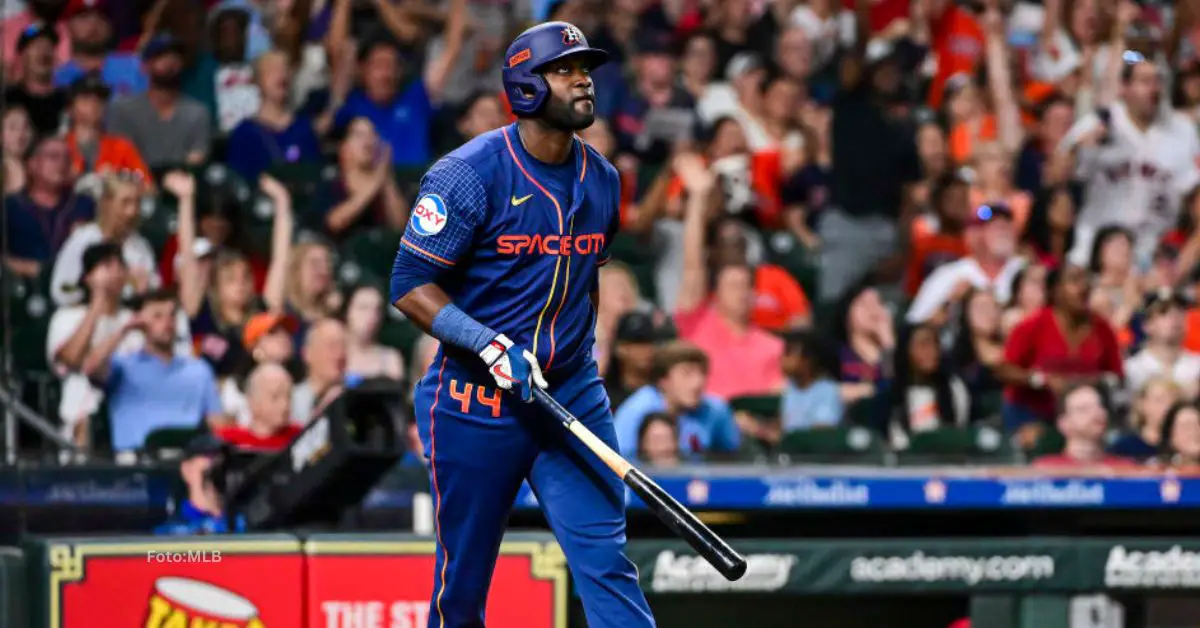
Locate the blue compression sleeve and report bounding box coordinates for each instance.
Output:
[431,304,498,354]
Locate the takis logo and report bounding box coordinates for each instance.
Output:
[145,577,266,627]
[412,195,448,236]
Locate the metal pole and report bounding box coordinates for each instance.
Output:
[0,0,15,464]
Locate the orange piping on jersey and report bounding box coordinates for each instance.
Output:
[578,139,588,182]
[402,237,456,267]
[503,126,565,358]
[545,215,575,369]
[430,356,449,628]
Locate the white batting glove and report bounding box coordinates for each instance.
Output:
[479,334,548,403]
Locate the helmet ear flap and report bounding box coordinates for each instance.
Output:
[502,68,549,116]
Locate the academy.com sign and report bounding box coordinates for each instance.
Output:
[1104,545,1200,588]
[850,551,1057,586]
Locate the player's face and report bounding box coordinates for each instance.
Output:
[540,57,596,131]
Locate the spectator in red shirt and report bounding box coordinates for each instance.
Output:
[214,363,302,451]
[997,264,1124,440]
[1033,383,1134,470]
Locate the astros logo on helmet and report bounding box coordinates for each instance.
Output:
[562,25,584,45]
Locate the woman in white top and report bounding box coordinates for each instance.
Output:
[341,284,404,382]
[51,174,159,306]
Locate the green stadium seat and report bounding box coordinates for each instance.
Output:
[729,394,782,420]
[763,231,819,303]
[138,194,178,255]
[338,228,403,288]
[1027,426,1065,459]
[266,162,337,228]
[898,425,1016,465]
[779,426,887,464]
[143,427,201,452]
[2,272,52,373]
[605,233,658,302]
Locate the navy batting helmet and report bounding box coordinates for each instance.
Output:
[502,21,609,116]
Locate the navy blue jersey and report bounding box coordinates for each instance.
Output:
[393,123,620,376]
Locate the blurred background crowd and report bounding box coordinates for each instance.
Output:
[6,0,1200,474]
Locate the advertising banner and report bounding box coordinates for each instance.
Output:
[628,539,1081,594]
[36,536,303,628]
[305,534,570,628]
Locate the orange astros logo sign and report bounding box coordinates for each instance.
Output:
[145,577,266,628]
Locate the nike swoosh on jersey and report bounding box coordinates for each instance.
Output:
[511,194,534,206]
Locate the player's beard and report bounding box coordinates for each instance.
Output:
[541,95,595,131]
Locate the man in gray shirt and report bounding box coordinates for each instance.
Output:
[107,34,211,168]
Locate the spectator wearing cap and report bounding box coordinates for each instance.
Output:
[696,51,766,129]
[2,136,96,277]
[1,3,71,82]
[907,204,1025,324]
[153,434,233,535]
[316,117,407,238]
[106,34,211,168]
[54,0,148,98]
[341,285,405,382]
[781,331,843,432]
[613,341,740,461]
[4,21,69,136]
[83,288,227,452]
[215,311,302,425]
[1124,290,1200,399]
[332,26,464,168]
[818,1,922,306]
[63,74,151,182]
[2,105,34,194]
[210,2,261,133]
[215,363,303,451]
[177,173,292,346]
[611,28,698,165]
[292,318,348,426]
[226,49,323,183]
[51,173,158,306]
[46,242,134,444]
[607,311,673,409]
[1033,384,1135,470]
[904,172,970,298]
[997,264,1124,435]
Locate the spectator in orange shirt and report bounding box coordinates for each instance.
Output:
[63,74,150,183]
[906,172,970,297]
[708,215,812,331]
[946,3,1023,166]
[928,0,985,109]
[1033,383,1135,470]
[214,363,302,452]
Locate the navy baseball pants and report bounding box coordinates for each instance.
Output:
[412,355,655,628]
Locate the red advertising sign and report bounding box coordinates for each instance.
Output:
[45,537,304,628]
[305,538,569,628]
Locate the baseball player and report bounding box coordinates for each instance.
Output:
[1060,54,1200,267]
[389,22,656,628]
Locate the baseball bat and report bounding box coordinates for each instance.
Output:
[532,387,747,582]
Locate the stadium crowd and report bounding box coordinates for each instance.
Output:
[6,0,1200,474]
